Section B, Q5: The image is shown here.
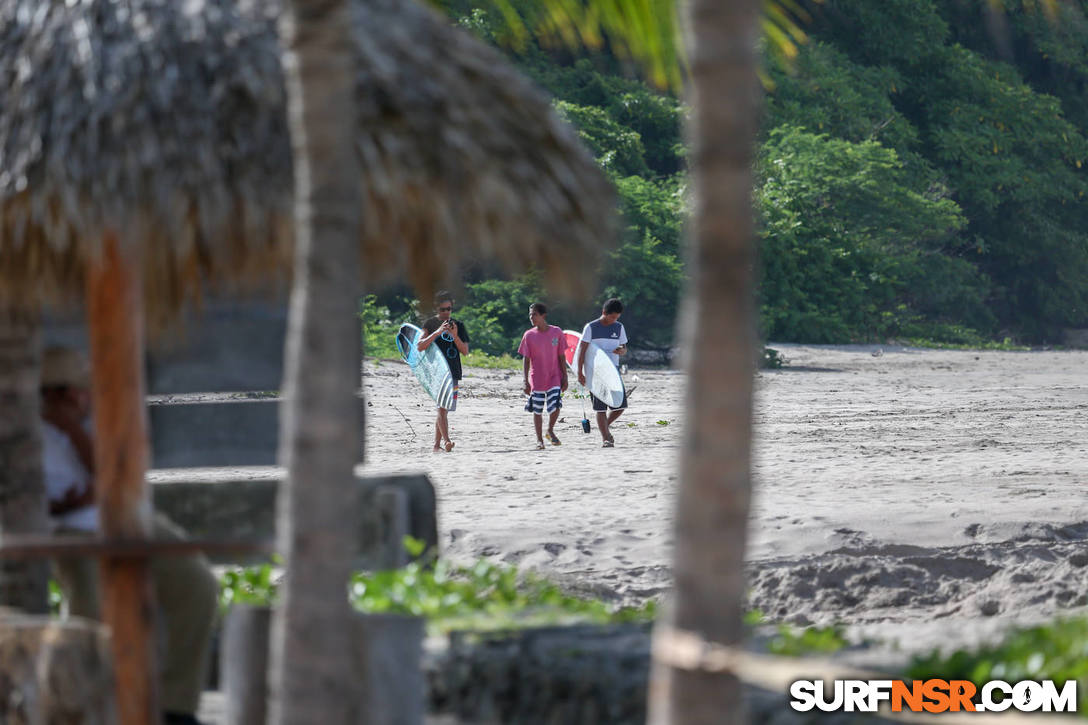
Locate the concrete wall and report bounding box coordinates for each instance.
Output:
[424,624,903,725]
[46,299,365,468]
[151,473,438,569]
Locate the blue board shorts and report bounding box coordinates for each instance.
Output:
[525,387,562,415]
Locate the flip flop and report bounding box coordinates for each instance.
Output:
[444,441,455,452]
[535,442,546,450]
[602,440,614,448]
[545,431,561,446]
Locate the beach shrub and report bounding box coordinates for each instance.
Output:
[359,294,403,359]
[48,579,63,615]
[760,347,787,369]
[218,544,654,634]
[767,624,849,656]
[456,274,560,357]
[908,616,1088,713]
[461,351,521,370]
[349,553,654,633]
[220,561,278,611]
[745,609,849,656]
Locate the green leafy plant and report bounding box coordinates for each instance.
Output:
[767,624,849,656]
[461,351,521,370]
[348,556,655,633]
[48,579,63,616]
[908,616,1088,713]
[760,347,787,369]
[219,562,279,611]
[744,608,765,627]
[218,545,655,634]
[359,294,406,360]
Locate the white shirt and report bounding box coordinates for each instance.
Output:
[41,421,99,531]
[580,320,629,367]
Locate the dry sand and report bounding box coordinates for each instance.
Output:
[360,343,1088,657]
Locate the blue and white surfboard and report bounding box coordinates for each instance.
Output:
[395,323,457,410]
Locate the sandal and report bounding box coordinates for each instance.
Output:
[545,430,561,446]
[444,441,455,452]
[535,442,546,450]
[602,439,614,448]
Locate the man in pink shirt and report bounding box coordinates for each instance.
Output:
[518,303,569,450]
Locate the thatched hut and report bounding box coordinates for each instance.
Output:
[0,0,614,320]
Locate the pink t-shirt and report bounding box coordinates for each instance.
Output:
[518,325,568,391]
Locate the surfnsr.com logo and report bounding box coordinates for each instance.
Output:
[789,679,1078,713]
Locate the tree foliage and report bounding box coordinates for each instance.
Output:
[756,126,973,341]
[371,0,1088,351]
[799,0,1088,340]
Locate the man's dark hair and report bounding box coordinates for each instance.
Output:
[602,298,624,314]
[434,290,454,307]
[530,302,548,316]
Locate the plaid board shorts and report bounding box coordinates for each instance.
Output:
[525,386,562,415]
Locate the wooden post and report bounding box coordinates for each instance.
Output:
[86,231,158,725]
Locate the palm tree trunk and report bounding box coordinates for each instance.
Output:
[648,0,762,721]
[0,307,50,614]
[268,1,363,723]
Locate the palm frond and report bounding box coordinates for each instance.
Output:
[473,0,816,91]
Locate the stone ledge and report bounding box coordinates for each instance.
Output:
[0,613,115,724]
[151,473,437,569]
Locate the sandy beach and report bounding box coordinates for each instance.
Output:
[358,343,1088,656]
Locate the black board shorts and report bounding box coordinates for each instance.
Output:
[590,391,628,412]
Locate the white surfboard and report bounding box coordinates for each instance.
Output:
[563,330,625,409]
[395,323,457,409]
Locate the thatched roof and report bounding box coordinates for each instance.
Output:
[0,0,615,321]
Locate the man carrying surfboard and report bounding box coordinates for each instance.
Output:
[418,291,470,452]
[518,302,568,450]
[578,298,628,447]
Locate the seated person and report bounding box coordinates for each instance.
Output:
[41,346,218,725]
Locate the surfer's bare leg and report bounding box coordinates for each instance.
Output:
[434,408,451,452]
[597,409,623,443]
[547,409,560,438]
[533,413,545,446]
[596,411,610,442]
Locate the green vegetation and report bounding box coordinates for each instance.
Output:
[356,0,1088,352]
[218,546,654,634]
[760,347,788,369]
[220,561,279,611]
[764,0,1088,343]
[909,616,1088,713]
[48,579,63,615]
[359,294,406,360]
[461,351,521,370]
[767,624,850,657]
[745,609,850,656]
[349,553,654,633]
